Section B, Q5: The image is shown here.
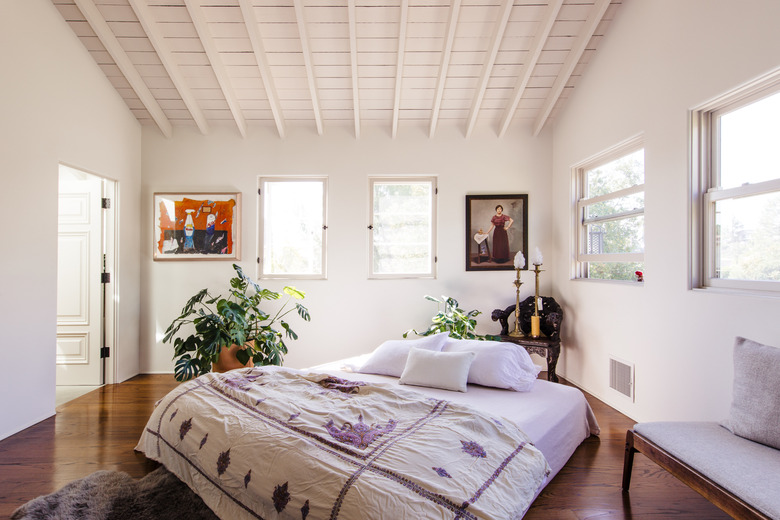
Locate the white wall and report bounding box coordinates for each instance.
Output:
[140,123,553,373]
[551,0,780,421]
[0,0,142,440]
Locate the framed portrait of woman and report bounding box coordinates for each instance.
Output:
[465,194,528,271]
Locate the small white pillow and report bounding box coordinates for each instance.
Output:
[443,339,541,392]
[399,347,476,392]
[356,332,449,377]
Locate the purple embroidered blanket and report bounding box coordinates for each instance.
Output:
[136,367,550,519]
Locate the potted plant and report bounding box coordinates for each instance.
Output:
[163,263,310,381]
[404,295,497,340]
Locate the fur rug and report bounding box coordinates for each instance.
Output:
[11,466,218,520]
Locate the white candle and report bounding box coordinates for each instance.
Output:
[513,251,525,269]
[532,247,543,266]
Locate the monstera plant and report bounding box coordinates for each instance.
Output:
[404,295,496,341]
[163,263,310,381]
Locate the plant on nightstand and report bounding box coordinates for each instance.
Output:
[163,263,310,382]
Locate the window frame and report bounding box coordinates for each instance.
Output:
[368,176,437,280]
[572,136,645,281]
[691,70,780,294]
[257,176,328,280]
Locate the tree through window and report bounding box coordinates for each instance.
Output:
[574,139,645,281]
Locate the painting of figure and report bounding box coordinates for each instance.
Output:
[154,193,241,260]
[466,194,527,271]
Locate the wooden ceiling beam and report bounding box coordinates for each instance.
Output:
[429,0,462,139]
[183,0,247,138]
[73,0,172,138]
[347,0,360,139]
[498,0,564,138]
[391,0,409,139]
[293,0,324,136]
[464,0,513,139]
[532,0,611,137]
[127,0,208,136]
[238,0,286,139]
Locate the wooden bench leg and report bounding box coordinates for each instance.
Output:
[622,429,637,491]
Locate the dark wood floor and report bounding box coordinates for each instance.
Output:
[0,373,731,519]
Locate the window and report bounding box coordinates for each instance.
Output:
[258,177,327,279]
[692,73,780,293]
[574,138,645,281]
[369,177,437,278]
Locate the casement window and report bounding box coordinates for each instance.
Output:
[692,73,780,293]
[258,177,327,279]
[574,137,645,281]
[369,177,437,279]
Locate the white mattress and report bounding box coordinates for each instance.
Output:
[310,356,600,484]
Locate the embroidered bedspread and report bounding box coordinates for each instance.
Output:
[136,367,550,520]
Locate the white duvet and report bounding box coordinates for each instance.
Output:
[136,366,551,519]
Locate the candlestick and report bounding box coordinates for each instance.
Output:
[508,268,524,337]
[531,262,544,338]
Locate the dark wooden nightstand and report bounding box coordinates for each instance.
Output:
[497,334,560,383]
[491,296,563,383]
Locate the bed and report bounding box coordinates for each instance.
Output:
[136,337,599,519]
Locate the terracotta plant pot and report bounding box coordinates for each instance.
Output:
[211,342,255,373]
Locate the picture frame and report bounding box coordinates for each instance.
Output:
[465,194,528,271]
[153,192,241,261]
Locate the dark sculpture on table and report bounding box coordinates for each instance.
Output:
[491,296,562,339]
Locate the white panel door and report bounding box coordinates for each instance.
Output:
[56,173,103,386]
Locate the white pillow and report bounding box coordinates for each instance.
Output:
[356,332,450,377]
[443,339,541,392]
[399,347,476,392]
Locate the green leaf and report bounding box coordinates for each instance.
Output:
[295,303,310,321]
[174,355,200,382]
[281,321,298,340]
[235,348,251,366]
[283,286,306,299]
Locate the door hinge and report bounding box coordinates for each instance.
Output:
[100,347,110,358]
[102,198,111,209]
[101,272,111,283]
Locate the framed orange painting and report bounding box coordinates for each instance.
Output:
[153,192,241,260]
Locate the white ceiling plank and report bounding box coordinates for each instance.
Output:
[391,0,409,138]
[127,0,209,135]
[73,0,172,138]
[347,0,360,138]
[293,0,324,135]
[497,0,563,138]
[429,0,461,139]
[464,0,512,138]
[532,0,611,137]
[182,0,247,138]
[238,0,286,139]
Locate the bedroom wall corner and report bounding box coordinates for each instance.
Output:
[0,0,142,441]
[549,0,780,422]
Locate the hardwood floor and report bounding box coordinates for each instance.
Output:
[0,374,730,519]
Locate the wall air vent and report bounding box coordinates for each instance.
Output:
[609,357,634,401]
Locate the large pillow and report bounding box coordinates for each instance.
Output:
[722,336,780,449]
[399,347,476,392]
[443,338,541,392]
[356,332,449,377]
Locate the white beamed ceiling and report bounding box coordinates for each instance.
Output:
[53,0,622,138]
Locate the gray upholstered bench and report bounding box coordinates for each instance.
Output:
[623,422,780,519]
[622,337,780,520]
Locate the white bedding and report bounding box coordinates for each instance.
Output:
[312,356,600,484]
[137,365,569,520]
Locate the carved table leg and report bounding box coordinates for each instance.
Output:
[546,344,560,383]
